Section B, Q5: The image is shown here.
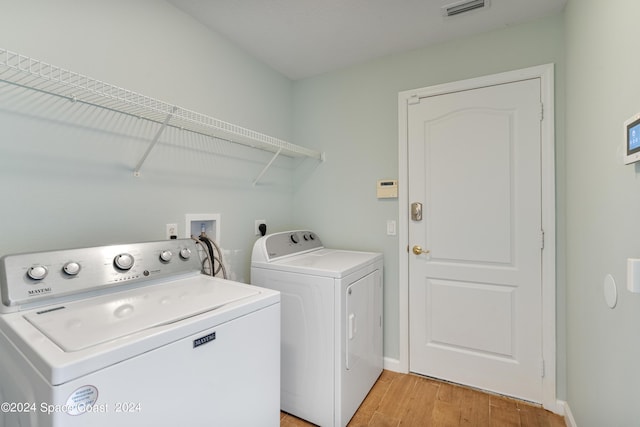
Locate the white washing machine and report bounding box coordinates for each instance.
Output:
[251,230,383,427]
[0,239,280,427]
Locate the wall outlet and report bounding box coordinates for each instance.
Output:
[166,223,178,239]
[255,220,266,236]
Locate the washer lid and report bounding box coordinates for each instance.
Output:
[23,275,260,352]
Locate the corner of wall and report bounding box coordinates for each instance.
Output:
[559,400,578,427]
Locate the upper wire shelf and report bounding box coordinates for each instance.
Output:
[0,48,324,181]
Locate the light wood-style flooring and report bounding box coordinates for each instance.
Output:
[280,370,565,427]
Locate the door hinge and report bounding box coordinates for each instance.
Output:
[540,102,544,121]
[408,94,420,105]
[541,359,546,378]
[540,229,545,250]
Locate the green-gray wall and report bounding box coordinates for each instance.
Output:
[0,0,296,282]
[565,0,640,425]
[292,12,566,399]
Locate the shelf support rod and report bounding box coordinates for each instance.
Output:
[134,106,178,176]
[253,148,283,186]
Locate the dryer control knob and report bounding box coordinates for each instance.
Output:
[114,253,134,270]
[63,262,81,276]
[160,250,173,262]
[27,265,48,280]
[179,247,192,260]
[290,234,299,244]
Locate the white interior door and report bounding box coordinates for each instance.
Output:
[408,78,543,402]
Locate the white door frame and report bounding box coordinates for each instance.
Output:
[397,64,557,412]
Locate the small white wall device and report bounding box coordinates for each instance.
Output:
[628,258,640,293]
[624,113,640,164]
[377,179,398,199]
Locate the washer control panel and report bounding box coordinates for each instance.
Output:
[0,239,202,311]
[259,230,323,261]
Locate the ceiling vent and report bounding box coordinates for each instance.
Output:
[442,0,490,17]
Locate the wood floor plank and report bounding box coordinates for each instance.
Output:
[375,372,418,420]
[377,369,399,385]
[281,371,565,427]
[517,402,551,427]
[432,400,462,427]
[547,413,567,427]
[280,413,313,427]
[398,376,439,426]
[489,404,521,427]
[437,382,466,406]
[490,395,520,410]
[368,411,401,427]
[460,386,490,426]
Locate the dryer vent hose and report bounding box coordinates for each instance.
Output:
[191,234,227,279]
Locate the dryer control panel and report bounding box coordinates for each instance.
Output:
[0,239,203,312]
[253,230,323,262]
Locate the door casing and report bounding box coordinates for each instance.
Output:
[397,64,557,412]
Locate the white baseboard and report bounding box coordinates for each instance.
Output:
[545,399,565,416]
[383,357,405,373]
[560,400,577,427]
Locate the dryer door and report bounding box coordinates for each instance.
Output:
[345,270,382,371]
[342,268,383,426]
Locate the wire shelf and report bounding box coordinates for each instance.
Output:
[0,48,324,179]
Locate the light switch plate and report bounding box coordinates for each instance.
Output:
[386,220,396,236]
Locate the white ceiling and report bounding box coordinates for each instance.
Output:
[167,0,566,80]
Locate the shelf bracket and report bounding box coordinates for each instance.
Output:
[252,148,283,186]
[134,106,178,176]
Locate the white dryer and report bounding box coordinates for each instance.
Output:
[251,230,383,427]
[0,239,280,427]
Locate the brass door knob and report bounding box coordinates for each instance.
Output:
[412,245,430,255]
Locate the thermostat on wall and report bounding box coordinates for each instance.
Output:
[624,113,640,164]
[377,179,398,199]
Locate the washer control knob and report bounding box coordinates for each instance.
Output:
[27,265,48,280]
[290,234,299,244]
[63,262,81,276]
[114,253,134,270]
[160,250,173,262]
[179,247,191,260]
